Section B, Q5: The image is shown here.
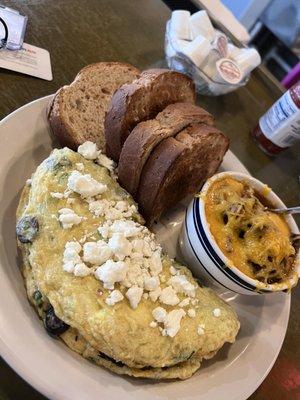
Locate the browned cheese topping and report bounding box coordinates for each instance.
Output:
[205,177,296,284]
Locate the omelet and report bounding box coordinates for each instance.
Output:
[17,147,239,380]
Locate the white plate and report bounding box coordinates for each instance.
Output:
[0,96,290,400]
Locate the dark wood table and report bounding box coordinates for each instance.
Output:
[0,1,299,399]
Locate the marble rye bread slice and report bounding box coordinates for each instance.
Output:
[137,124,229,225]
[118,103,214,197]
[104,69,196,161]
[47,62,140,152]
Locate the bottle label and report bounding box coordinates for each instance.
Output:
[259,90,300,148]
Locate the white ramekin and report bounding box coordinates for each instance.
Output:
[179,171,300,295]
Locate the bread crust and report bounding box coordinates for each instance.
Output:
[118,103,214,196]
[48,87,77,149]
[104,69,196,161]
[47,62,140,151]
[137,124,229,224]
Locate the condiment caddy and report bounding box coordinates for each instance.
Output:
[165,10,261,96]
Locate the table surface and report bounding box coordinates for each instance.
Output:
[0,1,299,399]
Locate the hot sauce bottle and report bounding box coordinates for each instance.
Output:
[252,82,300,155]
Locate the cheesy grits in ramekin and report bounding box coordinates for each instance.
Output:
[179,171,300,295]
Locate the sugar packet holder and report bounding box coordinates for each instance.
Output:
[165,21,246,95]
[165,10,261,96]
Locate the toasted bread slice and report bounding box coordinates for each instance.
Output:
[118,103,214,196]
[47,62,140,151]
[137,124,229,224]
[104,69,196,161]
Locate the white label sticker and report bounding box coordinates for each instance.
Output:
[0,42,52,81]
[259,90,300,147]
[216,58,242,85]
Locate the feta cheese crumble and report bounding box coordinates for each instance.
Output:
[109,219,142,238]
[178,298,190,308]
[74,262,91,277]
[58,208,82,229]
[77,141,116,173]
[105,290,124,306]
[164,309,186,338]
[95,260,128,289]
[149,287,162,302]
[83,241,112,265]
[159,286,180,306]
[97,153,115,171]
[149,249,163,276]
[68,171,107,197]
[65,241,81,252]
[197,323,205,335]
[213,308,221,317]
[88,199,111,217]
[78,141,99,160]
[197,325,205,335]
[144,276,160,291]
[108,233,132,260]
[187,308,196,318]
[152,307,167,323]
[151,306,187,337]
[125,286,143,309]
[169,266,178,275]
[168,275,196,297]
[63,241,82,273]
[98,225,110,240]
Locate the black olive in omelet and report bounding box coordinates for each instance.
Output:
[16,148,240,380]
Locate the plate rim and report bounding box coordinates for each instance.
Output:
[0,95,290,400]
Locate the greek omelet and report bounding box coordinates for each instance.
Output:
[16,147,239,380]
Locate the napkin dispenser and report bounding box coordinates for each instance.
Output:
[0,6,28,50]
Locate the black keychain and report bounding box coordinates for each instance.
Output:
[0,6,28,50]
[0,16,8,49]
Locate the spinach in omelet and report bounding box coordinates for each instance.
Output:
[16,147,239,380]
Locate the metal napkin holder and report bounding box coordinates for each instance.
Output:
[0,6,27,50]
